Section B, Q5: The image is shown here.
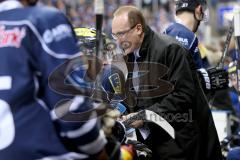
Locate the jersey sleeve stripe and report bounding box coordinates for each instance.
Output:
[37,152,89,160]
[60,118,97,138]
[78,130,107,155]
[189,34,197,50]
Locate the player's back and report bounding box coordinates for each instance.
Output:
[164,22,196,50]
[164,22,202,68]
[0,5,80,160]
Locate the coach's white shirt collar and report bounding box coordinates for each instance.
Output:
[134,47,140,59]
[0,0,23,13]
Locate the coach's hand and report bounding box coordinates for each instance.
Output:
[121,112,144,128]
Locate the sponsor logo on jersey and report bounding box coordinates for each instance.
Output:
[194,47,199,53]
[43,24,72,43]
[176,36,188,46]
[0,26,26,48]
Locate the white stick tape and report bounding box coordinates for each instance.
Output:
[145,110,175,139]
[234,8,240,36]
[94,0,104,14]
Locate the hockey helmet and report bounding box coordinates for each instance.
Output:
[175,0,207,13]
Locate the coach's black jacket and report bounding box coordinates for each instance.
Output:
[125,26,222,160]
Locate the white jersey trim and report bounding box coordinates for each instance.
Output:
[0,76,12,90]
[60,115,97,138]
[0,0,23,12]
[37,152,88,160]
[189,34,197,50]
[78,130,107,155]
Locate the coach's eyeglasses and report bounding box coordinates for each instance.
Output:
[112,24,137,40]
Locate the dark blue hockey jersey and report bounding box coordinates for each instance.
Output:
[0,1,106,160]
[164,22,203,69]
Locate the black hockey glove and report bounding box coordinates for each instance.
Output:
[197,67,229,93]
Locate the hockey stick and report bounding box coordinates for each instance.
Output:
[233,9,240,92]
[218,20,234,69]
[92,0,104,101]
[122,110,175,139]
[94,0,104,58]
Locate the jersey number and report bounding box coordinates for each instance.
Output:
[0,76,15,150]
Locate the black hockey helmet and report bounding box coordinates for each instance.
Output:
[26,0,38,5]
[0,0,38,5]
[175,0,207,13]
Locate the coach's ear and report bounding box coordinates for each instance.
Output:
[135,23,143,37]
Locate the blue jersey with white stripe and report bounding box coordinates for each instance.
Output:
[0,3,105,160]
[164,22,203,69]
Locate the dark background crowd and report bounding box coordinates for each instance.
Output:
[37,0,240,68]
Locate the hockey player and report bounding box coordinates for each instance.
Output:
[165,0,228,94]
[164,0,207,69]
[0,0,108,159]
